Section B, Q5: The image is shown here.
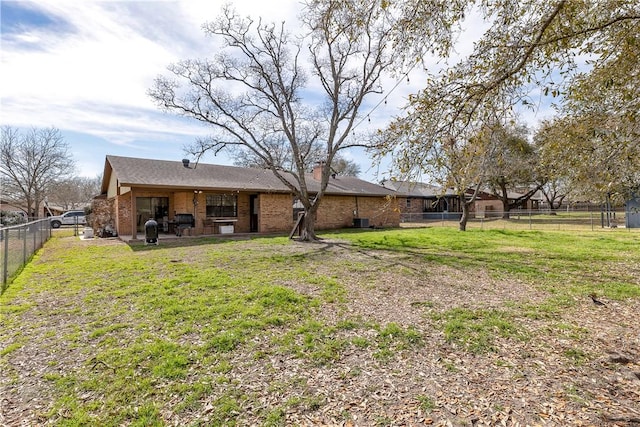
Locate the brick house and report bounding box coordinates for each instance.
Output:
[94,155,400,239]
[381,181,494,220]
[382,180,542,220]
[474,189,543,217]
[380,181,467,220]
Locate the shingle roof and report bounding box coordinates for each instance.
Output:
[380,179,544,201]
[380,180,448,197]
[104,155,395,197]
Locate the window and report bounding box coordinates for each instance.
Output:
[206,194,237,217]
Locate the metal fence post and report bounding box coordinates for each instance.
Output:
[23,227,28,264]
[3,229,8,290]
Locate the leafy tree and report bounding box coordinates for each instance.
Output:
[0,126,75,218]
[539,178,569,212]
[550,18,640,201]
[377,0,640,229]
[378,120,500,230]
[149,1,461,240]
[532,120,569,212]
[483,124,541,218]
[535,114,639,205]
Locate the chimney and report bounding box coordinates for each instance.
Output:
[182,158,190,168]
[313,161,325,180]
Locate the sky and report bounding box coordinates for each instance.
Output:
[1,1,552,183]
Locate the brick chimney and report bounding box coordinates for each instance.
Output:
[313,161,325,181]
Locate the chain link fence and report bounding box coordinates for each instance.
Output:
[1,219,51,292]
[400,209,635,232]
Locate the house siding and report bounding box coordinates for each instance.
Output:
[106,190,400,236]
[97,156,402,238]
[316,195,400,229]
[355,195,400,228]
[107,173,118,198]
[403,197,423,214]
[173,192,191,215]
[236,193,251,233]
[115,194,132,235]
[259,193,293,233]
[475,199,502,217]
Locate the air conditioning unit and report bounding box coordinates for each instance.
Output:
[353,218,369,228]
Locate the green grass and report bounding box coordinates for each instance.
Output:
[430,308,526,353]
[373,322,424,361]
[416,394,436,413]
[340,227,640,298]
[1,227,639,424]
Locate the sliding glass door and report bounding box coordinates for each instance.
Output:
[136,197,169,232]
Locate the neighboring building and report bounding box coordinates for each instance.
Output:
[0,199,64,220]
[380,181,466,220]
[381,180,543,220]
[381,181,501,220]
[95,155,400,239]
[474,189,543,217]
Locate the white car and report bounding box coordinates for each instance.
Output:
[50,210,86,228]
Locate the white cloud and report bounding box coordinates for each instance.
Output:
[1,1,521,182]
[1,1,305,137]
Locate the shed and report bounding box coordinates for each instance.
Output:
[625,195,640,228]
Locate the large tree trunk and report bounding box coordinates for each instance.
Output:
[498,182,511,219]
[502,199,511,219]
[25,196,37,219]
[459,196,469,231]
[543,192,565,215]
[299,205,319,241]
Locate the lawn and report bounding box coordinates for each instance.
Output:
[1,227,639,426]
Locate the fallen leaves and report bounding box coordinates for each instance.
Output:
[2,237,640,426]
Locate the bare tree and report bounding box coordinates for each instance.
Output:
[149,1,459,240]
[48,176,102,211]
[233,142,361,177]
[330,155,360,177]
[0,126,75,218]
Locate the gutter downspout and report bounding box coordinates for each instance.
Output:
[131,189,137,240]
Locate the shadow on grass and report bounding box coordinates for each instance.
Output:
[127,233,286,252]
[127,226,399,252]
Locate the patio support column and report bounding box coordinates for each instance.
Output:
[131,188,137,240]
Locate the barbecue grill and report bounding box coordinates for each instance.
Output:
[174,213,194,236]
